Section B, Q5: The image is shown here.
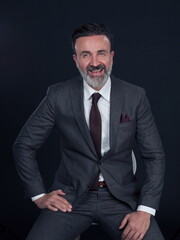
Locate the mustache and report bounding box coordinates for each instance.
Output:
[87,64,105,72]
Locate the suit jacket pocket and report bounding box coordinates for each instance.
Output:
[115,119,136,149]
[119,118,136,127]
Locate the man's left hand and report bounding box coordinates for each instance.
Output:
[119,211,151,240]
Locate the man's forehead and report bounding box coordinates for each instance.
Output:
[74,35,111,51]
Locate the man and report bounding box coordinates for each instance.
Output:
[13,23,165,240]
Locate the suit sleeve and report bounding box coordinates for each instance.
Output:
[13,87,55,198]
[135,91,165,210]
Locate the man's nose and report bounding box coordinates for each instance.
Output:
[90,56,99,66]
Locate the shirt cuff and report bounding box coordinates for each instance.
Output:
[31,193,46,201]
[137,205,156,216]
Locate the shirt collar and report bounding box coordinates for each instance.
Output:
[83,77,111,102]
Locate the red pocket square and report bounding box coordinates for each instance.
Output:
[120,114,131,123]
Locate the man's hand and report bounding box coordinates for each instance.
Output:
[34,189,72,212]
[119,211,151,240]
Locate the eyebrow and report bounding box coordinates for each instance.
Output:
[80,51,91,56]
[80,50,108,56]
[97,50,108,53]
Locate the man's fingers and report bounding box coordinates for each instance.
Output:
[138,233,145,240]
[50,190,72,208]
[121,227,131,240]
[55,189,66,195]
[119,214,129,229]
[54,198,72,212]
[120,211,151,240]
[34,190,73,212]
[45,199,72,212]
[125,231,134,240]
[46,196,72,212]
[47,205,58,212]
[133,232,143,240]
[57,196,72,208]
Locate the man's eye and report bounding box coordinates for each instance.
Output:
[82,53,90,58]
[98,52,106,56]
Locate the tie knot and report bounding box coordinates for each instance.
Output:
[92,93,101,104]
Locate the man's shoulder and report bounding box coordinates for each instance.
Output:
[111,75,146,96]
[42,76,82,103]
[48,76,82,93]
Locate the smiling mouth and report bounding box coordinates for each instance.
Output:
[88,69,104,77]
[89,68,103,73]
[87,65,105,75]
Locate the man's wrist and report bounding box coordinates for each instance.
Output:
[137,205,156,216]
[31,193,46,201]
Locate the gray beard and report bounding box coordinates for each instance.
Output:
[78,64,112,89]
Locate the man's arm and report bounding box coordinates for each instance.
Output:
[119,91,165,240]
[13,87,55,198]
[135,92,165,209]
[13,87,73,212]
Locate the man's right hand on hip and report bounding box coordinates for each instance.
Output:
[34,189,72,212]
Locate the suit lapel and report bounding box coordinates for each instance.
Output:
[108,76,125,155]
[70,77,98,159]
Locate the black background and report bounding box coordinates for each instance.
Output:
[0,0,180,239]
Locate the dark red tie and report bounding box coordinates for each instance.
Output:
[89,93,101,190]
[89,93,102,158]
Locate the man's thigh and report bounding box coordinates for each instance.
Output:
[96,189,164,240]
[143,217,165,240]
[26,209,92,240]
[97,190,132,239]
[101,215,164,240]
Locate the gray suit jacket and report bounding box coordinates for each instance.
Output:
[13,75,165,210]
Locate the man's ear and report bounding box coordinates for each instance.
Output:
[111,51,114,64]
[73,54,78,67]
[111,50,115,58]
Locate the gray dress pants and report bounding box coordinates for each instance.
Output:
[26,188,164,240]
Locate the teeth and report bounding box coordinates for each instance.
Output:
[91,69,102,73]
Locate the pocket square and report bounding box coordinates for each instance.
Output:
[120,114,131,123]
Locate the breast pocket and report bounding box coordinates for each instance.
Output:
[119,118,136,130]
[115,119,136,149]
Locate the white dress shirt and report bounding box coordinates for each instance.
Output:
[32,77,156,216]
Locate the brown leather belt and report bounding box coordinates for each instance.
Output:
[89,181,107,191]
[99,181,107,187]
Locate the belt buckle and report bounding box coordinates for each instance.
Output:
[99,181,105,188]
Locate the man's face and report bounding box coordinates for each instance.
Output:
[73,35,114,90]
